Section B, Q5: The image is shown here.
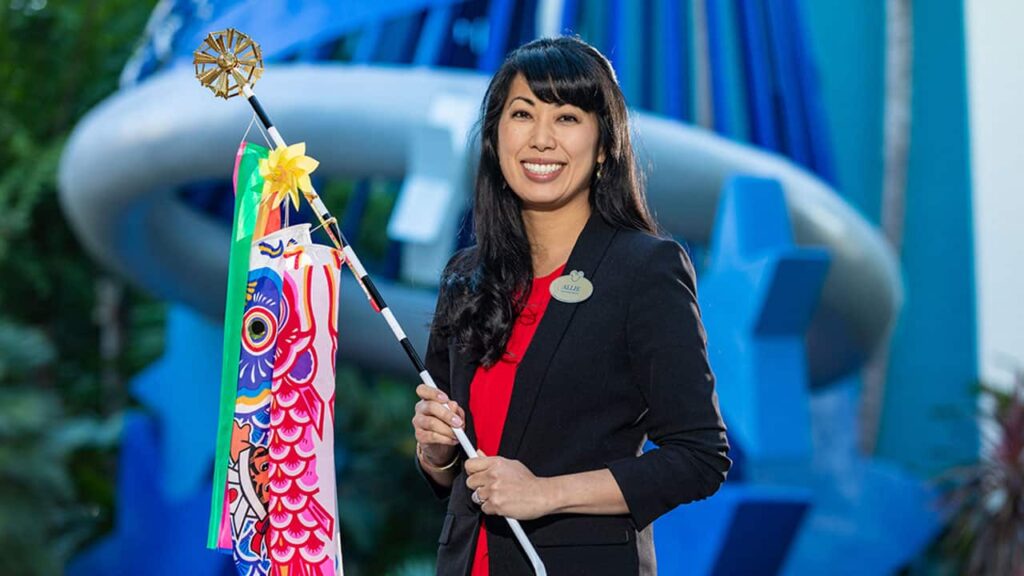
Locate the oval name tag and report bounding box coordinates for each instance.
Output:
[549,270,594,304]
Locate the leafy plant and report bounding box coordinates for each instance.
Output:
[0,2,162,574]
[0,3,444,573]
[385,556,437,576]
[939,370,1024,575]
[0,321,122,576]
[334,362,448,575]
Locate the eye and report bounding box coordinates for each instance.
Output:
[510,109,531,119]
[242,306,277,353]
[249,318,267,339]
[558,114,580,123]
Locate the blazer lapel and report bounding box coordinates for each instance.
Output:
[497,214,618,458]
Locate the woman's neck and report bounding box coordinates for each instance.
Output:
[522,202,591,277]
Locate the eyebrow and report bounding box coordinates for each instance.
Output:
[509,96,535,107]
[508,96,574,110]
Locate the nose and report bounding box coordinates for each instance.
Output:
[529,119,556,151]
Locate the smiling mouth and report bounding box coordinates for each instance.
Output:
[521,161,566,181]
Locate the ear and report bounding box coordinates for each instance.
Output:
[597,149,606,165]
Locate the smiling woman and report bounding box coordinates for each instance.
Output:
[410,36,730,576]
[498,75,604,220]
[498,75,605,277]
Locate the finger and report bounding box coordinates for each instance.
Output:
[464,456,496,475]
[449,401,466,422]
[464,457,487,475]
[412,414,459,441]
[471,487,491,508]
[416,429,458,446]
[411,412,453,436]
[466,474,483,490]
[411,404,459,432]
[416,383,449,403]
[423,402,462,428]
[414,399,442,417]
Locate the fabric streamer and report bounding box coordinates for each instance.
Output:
[210,140,344,575]
[222,224,344,576]
[209,141,274,548]
[265,228,344,576]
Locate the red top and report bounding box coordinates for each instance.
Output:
[468,263,565,576]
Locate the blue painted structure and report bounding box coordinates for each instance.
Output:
[67,1,973,574]
[67,412,229,575]
[801,0,978,477]
[666,178,940,575]
[876,0,978,477]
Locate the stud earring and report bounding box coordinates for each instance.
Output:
[595,163,603,181]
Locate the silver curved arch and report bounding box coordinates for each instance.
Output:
[59,64,900,383]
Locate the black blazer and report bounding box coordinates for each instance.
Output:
[419,214,730,576]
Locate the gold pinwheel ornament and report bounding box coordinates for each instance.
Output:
[258,143,320,210]
[193,29,263,99]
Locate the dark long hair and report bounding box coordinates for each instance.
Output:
[435,36,657,366]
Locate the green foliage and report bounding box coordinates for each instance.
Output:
[385,556,437,576]
[0,0,163,397]
[0,321,122,576]
[0,1,161,574]
[334,363,447,575]
[0,2,445,573]
[906,371,1024,576]
[935,373,1024,576]
[358,180,401,261]
[317,177,401,262]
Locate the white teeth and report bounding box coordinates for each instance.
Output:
[523,162,564,175]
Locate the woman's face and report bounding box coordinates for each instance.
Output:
[497,74,604,214]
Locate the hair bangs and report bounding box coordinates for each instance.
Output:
[513,42,606,113]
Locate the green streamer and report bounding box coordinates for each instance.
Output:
[207,142,269,548]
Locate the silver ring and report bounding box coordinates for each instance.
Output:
[471,490,482,505]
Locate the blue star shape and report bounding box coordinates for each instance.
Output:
[700,176,830,461]
[655,176,940,575]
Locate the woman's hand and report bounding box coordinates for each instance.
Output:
[465,450,553,520]
[412,384,465,469]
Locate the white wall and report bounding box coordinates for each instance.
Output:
[966,0,1024,385]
